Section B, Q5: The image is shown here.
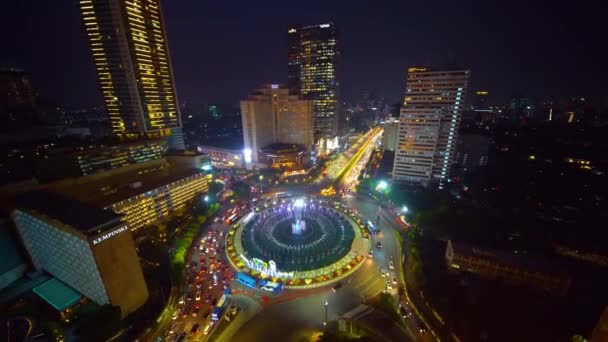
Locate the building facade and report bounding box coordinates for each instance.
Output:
[79,0,183,148]
[196,145,244,169]
[108,171,209,231]
[393,68,470,187]
[381,120,398,152]
[288,22,339,139]
[0,67,37,121]
[35,139,167,182]
[13,192,149,317]
[241,84,313,164]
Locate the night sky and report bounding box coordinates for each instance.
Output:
[1,0,605,109]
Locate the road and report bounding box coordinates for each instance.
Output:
[218,135,434,342]
[148,128,436,341]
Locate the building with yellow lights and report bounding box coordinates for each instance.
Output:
[241,84,313,166]
[288,22,339,139]
[49,159,210,232]
[79,0,184,149]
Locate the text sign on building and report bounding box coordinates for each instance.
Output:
[92,226,128,245]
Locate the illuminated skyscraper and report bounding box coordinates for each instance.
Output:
[241,84,313,163]
[79,0,183,148]
[288,22,339,139]
[393,68,470,187]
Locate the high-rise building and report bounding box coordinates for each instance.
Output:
[393,68,470,187]
[288,22,339,139]
[381,119,398,152]
[241,84,313,164]
[79,0,183,148]
[13,191,149,317]
[0,67,37,119]
[208,105,220,120]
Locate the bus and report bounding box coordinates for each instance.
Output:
[274,192,292,199]
[236,272,257,288]
[259,280,284,294]
[212,294,230,321]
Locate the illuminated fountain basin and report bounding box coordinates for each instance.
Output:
[240,199,355,272]
[226,198,370,288]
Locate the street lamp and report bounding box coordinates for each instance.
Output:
[376,180,388,191]
[204,195,209,202]
[324,301,329,326]
[401,205,408,213]
[376,181,389,206]
[259,175,264,193]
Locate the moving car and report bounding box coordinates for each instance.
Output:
[392,277,398,285]
[389,260,394,270]
[332,282,343,292]
[376,241,383,249]
[399,306,411,319]
[203,322,215,335]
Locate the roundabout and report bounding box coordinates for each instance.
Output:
[226,197,370,288]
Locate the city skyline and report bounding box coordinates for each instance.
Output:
[2,1,607,109]
[1,2,607,342]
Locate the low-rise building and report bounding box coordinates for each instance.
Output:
[258,143,307,172]
[445,240,570,296]
[13,191,149,317]
[49,160,210,232]
[197,145,244,169]
[35,139,167,182]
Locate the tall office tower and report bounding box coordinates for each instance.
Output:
[393,68,470,187]
[13,191,149,317]
[288,22,339,139]
[79,0,184,149]
[0,67,37,114]
[241,84,313,163]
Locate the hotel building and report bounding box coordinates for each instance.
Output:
[241,84,313,165]
[50,159,210,232]
[393,68,470,187]
[13,191,149,317]
[79,0,184,149]
[288,22,339,139]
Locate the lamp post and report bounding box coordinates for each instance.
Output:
[324,301,329,326]
[376,181,389,206]
[259,175,263,194]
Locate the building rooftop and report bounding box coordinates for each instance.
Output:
[261,143,306,152]
[15,191,121,234]
[51,162,204,207]
[199,138,244,151]
[33,278,82,311]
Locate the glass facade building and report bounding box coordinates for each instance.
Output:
[288,22,339,139]
[79,0,182,139]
